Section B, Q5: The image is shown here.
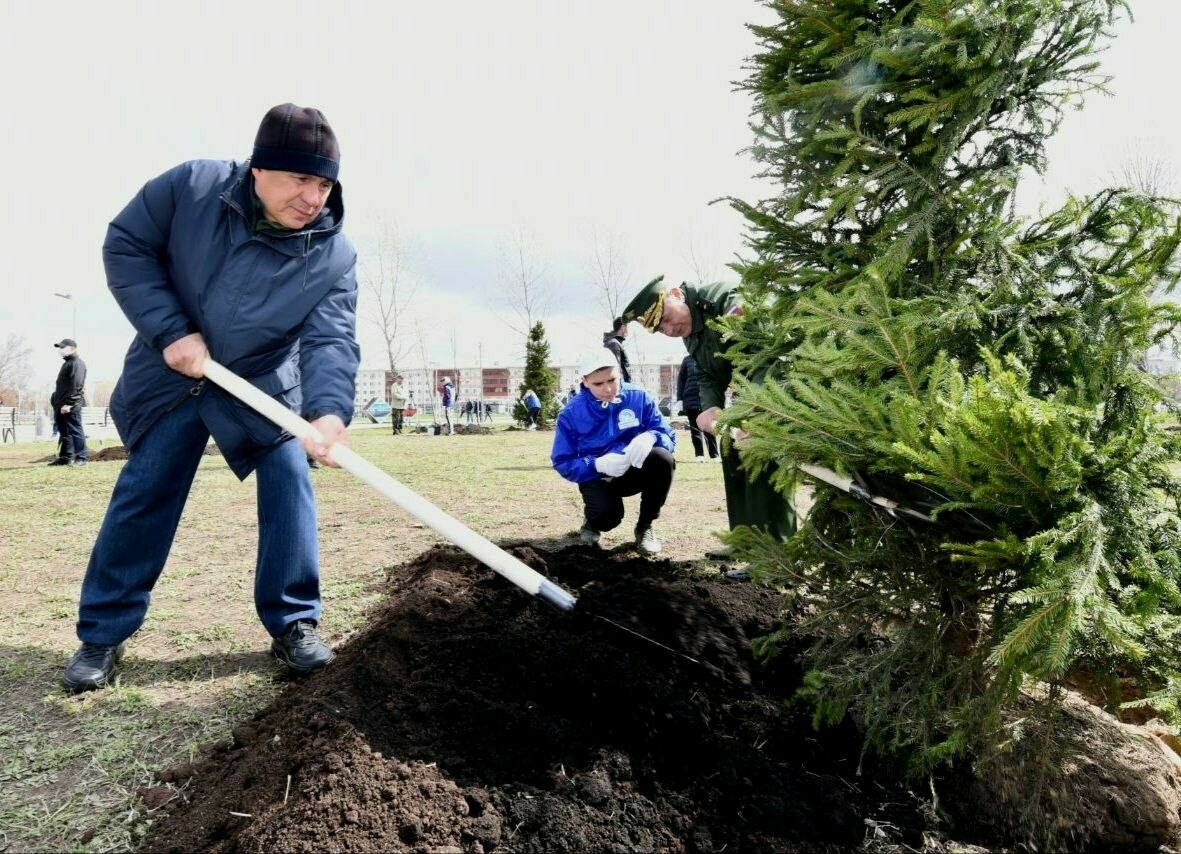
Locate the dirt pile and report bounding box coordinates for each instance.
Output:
[139,544,930,852]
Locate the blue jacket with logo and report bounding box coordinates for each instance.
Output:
[103,159,360,479]
[551,383,675,484]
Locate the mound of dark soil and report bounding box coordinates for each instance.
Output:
[138,545,938,853]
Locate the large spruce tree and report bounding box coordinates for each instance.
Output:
[726,0,1181,771]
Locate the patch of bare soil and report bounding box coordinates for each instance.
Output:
[138,544,935,853]
[52,444,224,462]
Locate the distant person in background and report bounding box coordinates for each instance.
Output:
[482,401,494,423]
[522,388,542,430]
[438,376,456,435]
[676,354,719,462]
[389,378,407,434]
[49,338,88,467]
[602,317,632,383]
[552,349,676,554]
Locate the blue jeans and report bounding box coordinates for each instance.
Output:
[52,405,88,461]
[76,397,321,645]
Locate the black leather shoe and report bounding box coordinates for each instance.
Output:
[271,620,334,675]
[47,458,71,466]
[63,642,124,693]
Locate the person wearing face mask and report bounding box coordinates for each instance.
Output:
[551,348,676,555]
[62,103,360,693]
[49,338,88,467]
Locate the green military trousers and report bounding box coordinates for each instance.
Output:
[720,444,797,540]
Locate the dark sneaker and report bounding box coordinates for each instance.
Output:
[579,526,601,547]
[635,526,662,555]
[724,567,752,582]
[48,458,71,466]
[69,459,88,467]
[63,642,124,693]
[271,620,334,676]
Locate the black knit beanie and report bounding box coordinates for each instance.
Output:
[251,103,340,181]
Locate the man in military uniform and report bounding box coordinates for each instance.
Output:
[622,276,796,551]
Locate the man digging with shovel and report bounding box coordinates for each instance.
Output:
[63,103,359,693]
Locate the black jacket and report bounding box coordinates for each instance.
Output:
[52,353,87,408]
[676,354,702,410]
[603,333,631,382]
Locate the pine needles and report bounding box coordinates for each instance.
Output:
[727,0,1181,773]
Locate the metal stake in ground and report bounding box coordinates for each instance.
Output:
[202,358,578,613]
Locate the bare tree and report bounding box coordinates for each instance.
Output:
[359,221,419,379]
[413,319,439,428]
[495,224,551,337]
[0,333,32,407]
[589,230,633,323]
[448,328,460,398]
[684,227,719,284]
[1112,142,1176,197]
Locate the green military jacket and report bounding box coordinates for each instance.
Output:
[682,282,743,412]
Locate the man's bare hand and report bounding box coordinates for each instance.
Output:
[163,333,209,378]
[696,407,722,435]
[304,414,349,467]
[60,404,72,414]
[697,406,748,445]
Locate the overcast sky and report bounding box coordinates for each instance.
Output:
[3,1,1178,389]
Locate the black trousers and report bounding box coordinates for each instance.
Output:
[52,406,87,461]
[682,407,719,459]
[578,447,675,533]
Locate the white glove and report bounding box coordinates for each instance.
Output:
[594,453,630,478]
[623,431,657,468]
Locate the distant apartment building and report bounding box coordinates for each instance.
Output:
[354,356,683,411]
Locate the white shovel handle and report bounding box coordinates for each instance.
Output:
[202,358,577,611]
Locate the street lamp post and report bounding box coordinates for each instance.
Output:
[53,292,75,339]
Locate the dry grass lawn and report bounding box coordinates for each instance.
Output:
[1,423,732,852]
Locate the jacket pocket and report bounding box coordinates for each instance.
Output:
[222,368,301,446]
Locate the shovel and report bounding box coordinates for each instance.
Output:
[202,358,578,613]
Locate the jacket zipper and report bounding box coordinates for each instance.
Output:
[163,379,206,414]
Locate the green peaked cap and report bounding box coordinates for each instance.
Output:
[621,275,667,331]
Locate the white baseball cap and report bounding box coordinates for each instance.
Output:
[578,348,620,378]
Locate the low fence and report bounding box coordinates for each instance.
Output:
[0,406,117,444]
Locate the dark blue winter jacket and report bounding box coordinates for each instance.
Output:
[103,159,360,478]
[551,383,675,484]
[676,354,702,410]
